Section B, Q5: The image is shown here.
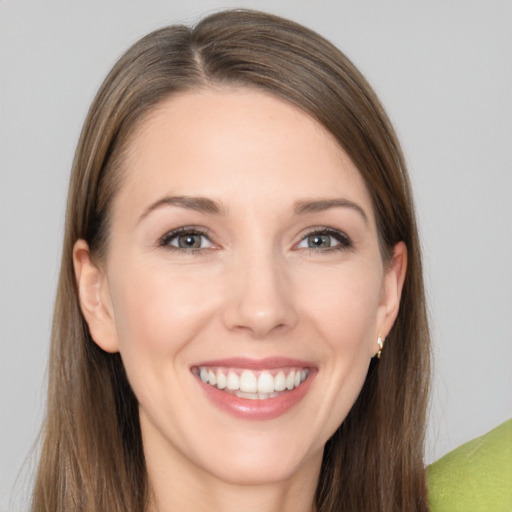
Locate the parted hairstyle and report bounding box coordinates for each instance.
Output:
[32,9,430,512]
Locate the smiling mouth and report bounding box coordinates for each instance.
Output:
[193,366,310,400]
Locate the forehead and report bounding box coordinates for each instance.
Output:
[115,87,373,219]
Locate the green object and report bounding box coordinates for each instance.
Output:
[428,419,512,511]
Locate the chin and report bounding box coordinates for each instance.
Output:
[190,430,323,486]
[204,452,314,486]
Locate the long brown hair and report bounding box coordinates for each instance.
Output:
[33,9,430,512]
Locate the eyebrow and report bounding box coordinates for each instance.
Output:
[293,198,369,225]
[138,195,224,223]
[138,195,368,225]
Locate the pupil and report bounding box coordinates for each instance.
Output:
[309,235,330,248]
[179,234,200,248]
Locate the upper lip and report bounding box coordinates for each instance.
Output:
[191,357,316,370]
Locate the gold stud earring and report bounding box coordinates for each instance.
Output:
[376,334,384,359]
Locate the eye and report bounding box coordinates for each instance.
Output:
[159,227,214,251]
[296,228,352,251]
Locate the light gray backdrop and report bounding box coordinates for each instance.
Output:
[1,1,511,510]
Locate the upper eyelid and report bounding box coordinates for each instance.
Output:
[157,225,352,249]
[159,226,214,246]
[297,226,351,240]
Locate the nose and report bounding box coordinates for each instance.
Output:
[221,251,298,338]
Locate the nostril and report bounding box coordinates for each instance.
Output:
[223,304,296,338]
[231,320,287,338]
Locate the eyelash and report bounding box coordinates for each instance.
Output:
[296,227,353,252]
[158,226,352,253]
[159,226,214,252]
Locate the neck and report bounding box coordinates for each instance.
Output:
[147,470,319,512]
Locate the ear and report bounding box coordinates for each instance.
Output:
[73,239,120,353]
[375,241,407,354]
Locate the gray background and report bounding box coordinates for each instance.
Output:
[1,1,511,509]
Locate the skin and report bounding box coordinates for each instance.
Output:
[74,88,406,512]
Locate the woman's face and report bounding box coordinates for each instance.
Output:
[76,88,405,487]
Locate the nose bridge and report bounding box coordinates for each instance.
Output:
[222,242,297,337]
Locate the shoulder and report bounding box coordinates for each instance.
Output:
[427,419,512,512]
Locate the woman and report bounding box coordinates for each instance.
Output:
[32,9,430,512]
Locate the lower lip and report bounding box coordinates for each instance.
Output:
[196,371,316,420]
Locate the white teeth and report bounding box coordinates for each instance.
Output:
[257,371,275,394]
[198,366,310,398]
[274,371,286,391]
[234,391,270,400]
[226,371,239,390]
[216,371,227,389]
[236,391,259,400]
[285,371,295,390]
[239,370,258,393]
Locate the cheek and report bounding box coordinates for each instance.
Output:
[298,264,382,349]
[108,263,218,363]
[295,265,381,426]
[107,263,224,434]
